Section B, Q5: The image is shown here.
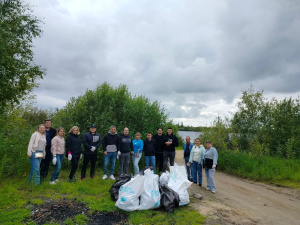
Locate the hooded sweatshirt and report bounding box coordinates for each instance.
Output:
[143,138,156,156]
[119,133,133,153]
[163,133,179,152]
[103,130,119,152]
[82,132,101,154]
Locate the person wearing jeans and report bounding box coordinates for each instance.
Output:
[204,140,218,193]
[183,136,193,181]
[132,133,144,175]
[102,126,119,180]
[66,126,82,182]
[163,128,178,172]
[143,132,156,173]
[50,128,65,184]
[153,128,165,174]
[27,124,46,185]
[188,138,205,186]
[118,127,133,175]
[81,124,101,180]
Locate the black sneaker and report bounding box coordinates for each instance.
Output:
[199,184,202,187]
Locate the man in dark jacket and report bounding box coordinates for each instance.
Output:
[143,132,156,173]
[102,125,119,180]
[40,119,56,179]
[183,136,193,181]
[81,124,101,180]
[118,127,133,175]
[153,127,164,173]
[163,128,179,172]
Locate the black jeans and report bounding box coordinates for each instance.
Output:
[163,151,175,172]
[40,148,52,179]
[119,152,130,175]
[155,152,163,173]
[69,155,80,179]
[81,154,97,178]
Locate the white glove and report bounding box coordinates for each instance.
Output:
[52,156,57,165]
[118,151,121,156]
[186,162,191,166]
[212,164,216,171]
[68,153,72,161]
[90,146,96,152]
[80,154,83,159]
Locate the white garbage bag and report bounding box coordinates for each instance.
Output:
[139,169,161,210]
[116,174,145,211]
[168,164,192,206]
[159,171,171,186]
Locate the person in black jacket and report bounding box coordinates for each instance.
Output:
[102,125,119,180]
[163,128,179,172]
[66,126,82,181]
[143,132,156,173]
[81,124,101,180]
[153,127,164,173]
[40,119,56,179]
[118,127,133,175]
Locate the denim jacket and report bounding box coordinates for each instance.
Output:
[204,147,218,165]
[183,142,194,157]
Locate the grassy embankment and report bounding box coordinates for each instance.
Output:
[0,170,205,225]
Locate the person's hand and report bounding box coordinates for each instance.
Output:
[104,151,107,156]
[131,151,134,155]
[212,164,216,171]
[80,154,83,160]
[68,153,72,161]
[28,155,31,158]
[187,162,191,167]
[52,156,57,165]
[165,141,172,146]
[136,153,139,158]
[118,151,121,156]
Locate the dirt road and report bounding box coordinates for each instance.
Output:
[175,150,300,225]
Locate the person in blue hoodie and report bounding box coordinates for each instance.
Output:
[204,140,218,193]
[132,132,144,175]
[183,136,193,181]
[81,124,101,180]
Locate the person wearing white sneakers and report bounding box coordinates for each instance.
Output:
[102,126,119,180]
[204,140,218,194]
[49,128,65,185]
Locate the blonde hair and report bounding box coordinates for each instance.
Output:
[69,126,80,135]
[135,132,141,137]
[37,124,45,134]
[57,127,65,135]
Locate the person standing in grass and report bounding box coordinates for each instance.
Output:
[102,125,119,180]
[163,128,179,172]
[27,124,46,185]
[153,127,165,174]
[49,128,65,185]
[143,132,156,173]
[66,126,82,182]
[204,140,218,193]
[183,136,193,181]
[132,132,144,175]
[81,124,101,180]
[188,138,205,186]
[118,127,134,175]
[40,119,56,180]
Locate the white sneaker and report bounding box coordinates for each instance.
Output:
[212,190,216,194]
[54,179,59,183]
[49,181,56,185]
[102,174,108,180]
[109,175,115,180]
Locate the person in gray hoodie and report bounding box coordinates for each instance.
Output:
[102,125,119,180]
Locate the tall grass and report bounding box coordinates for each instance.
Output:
[218,150,300,184]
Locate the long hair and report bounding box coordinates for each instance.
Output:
[69,126,80,135]
[37,124,45,134]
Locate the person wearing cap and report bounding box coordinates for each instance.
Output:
[204,140,218,193]
[81,124,102,180]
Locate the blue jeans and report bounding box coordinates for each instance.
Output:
[51,154,64,181]
[184,157,191,179]
[103,152,117,176]
[132,152,142,175]
[145,156,156,174]
[205,168,216,191]
[29,151,43,185]
[191,161,202,184]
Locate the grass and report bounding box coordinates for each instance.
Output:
[0,169,205,225]
[218,150,300,188]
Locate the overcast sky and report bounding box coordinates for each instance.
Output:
[28,0,300,126]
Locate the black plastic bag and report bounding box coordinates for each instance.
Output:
[139,166,155,175]
[159,184,180,213]
[109,174,133,201]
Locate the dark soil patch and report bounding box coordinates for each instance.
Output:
[25,198,128,225]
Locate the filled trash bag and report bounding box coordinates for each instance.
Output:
[109,174,133,201]
[138,169,161,210]
[139,166,155,175]
[116,174,145,211]
[169,164,192,206]
[159,171,171,186]
[159,184,180,213]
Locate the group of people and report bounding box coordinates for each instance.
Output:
[183,136,218,193]
[27,121,179,185]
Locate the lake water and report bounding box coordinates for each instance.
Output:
[178,131,202,143]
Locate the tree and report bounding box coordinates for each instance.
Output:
[0,0,44,110]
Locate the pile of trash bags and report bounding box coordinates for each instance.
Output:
[109,164,192,213]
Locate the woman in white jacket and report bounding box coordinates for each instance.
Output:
[27,124,46,184]
[188,138,205,186]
